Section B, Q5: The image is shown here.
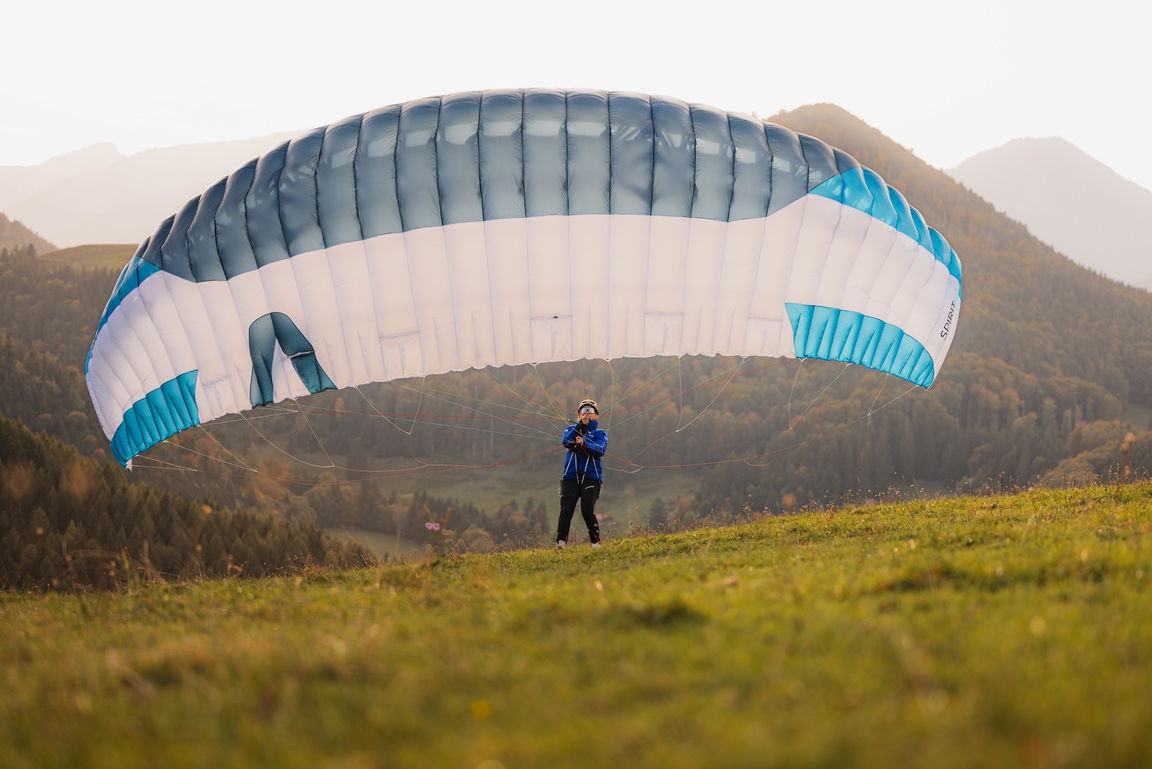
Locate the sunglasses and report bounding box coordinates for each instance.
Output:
[579,407,596,415]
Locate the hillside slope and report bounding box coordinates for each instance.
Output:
[0,212,55,254]
[3,482,1151,766]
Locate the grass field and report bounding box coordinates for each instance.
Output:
[3,482,1151,768]
[348,460,701,535]
[327,527,428,560]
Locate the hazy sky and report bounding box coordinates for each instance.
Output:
[4,0,1149,190]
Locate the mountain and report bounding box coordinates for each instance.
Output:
[948,137,1152,290]
[0,133,297,248]
[0,142,122,211]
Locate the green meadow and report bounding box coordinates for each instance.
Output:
[3,483,1151,769]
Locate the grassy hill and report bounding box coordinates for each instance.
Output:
[38,243,136,270]
[3,481,1150,768]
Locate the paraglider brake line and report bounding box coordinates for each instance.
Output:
[673,356,748,433]
[787,361,851,429]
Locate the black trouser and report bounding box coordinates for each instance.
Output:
[556,477,601,543]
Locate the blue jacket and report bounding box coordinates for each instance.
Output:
[561,419,608,482]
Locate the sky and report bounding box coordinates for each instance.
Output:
[4,0,1150,190]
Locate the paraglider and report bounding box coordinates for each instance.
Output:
[85,89,962,467]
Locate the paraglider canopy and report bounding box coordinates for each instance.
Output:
[85,89,962,467]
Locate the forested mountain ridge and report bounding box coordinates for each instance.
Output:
[4,104,1152,564]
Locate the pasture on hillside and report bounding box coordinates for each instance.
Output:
[2,483,1151,768]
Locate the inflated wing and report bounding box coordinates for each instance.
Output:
[86,89,963,466]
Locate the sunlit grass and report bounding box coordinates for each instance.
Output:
[3,483,1151,768]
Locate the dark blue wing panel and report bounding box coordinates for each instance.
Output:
[132,90,888,283]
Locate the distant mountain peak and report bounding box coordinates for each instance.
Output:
[949,137,1152,290]
[37,142,125,168]
[0,133,295,248]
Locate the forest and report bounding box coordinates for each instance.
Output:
[0,411,373,590]
[4,104,1152,589]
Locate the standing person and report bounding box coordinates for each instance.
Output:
[555,398,607,549]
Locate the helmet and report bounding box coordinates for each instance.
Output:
[577,398,599,415]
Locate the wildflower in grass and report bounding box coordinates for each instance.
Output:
[425,521,440,532]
